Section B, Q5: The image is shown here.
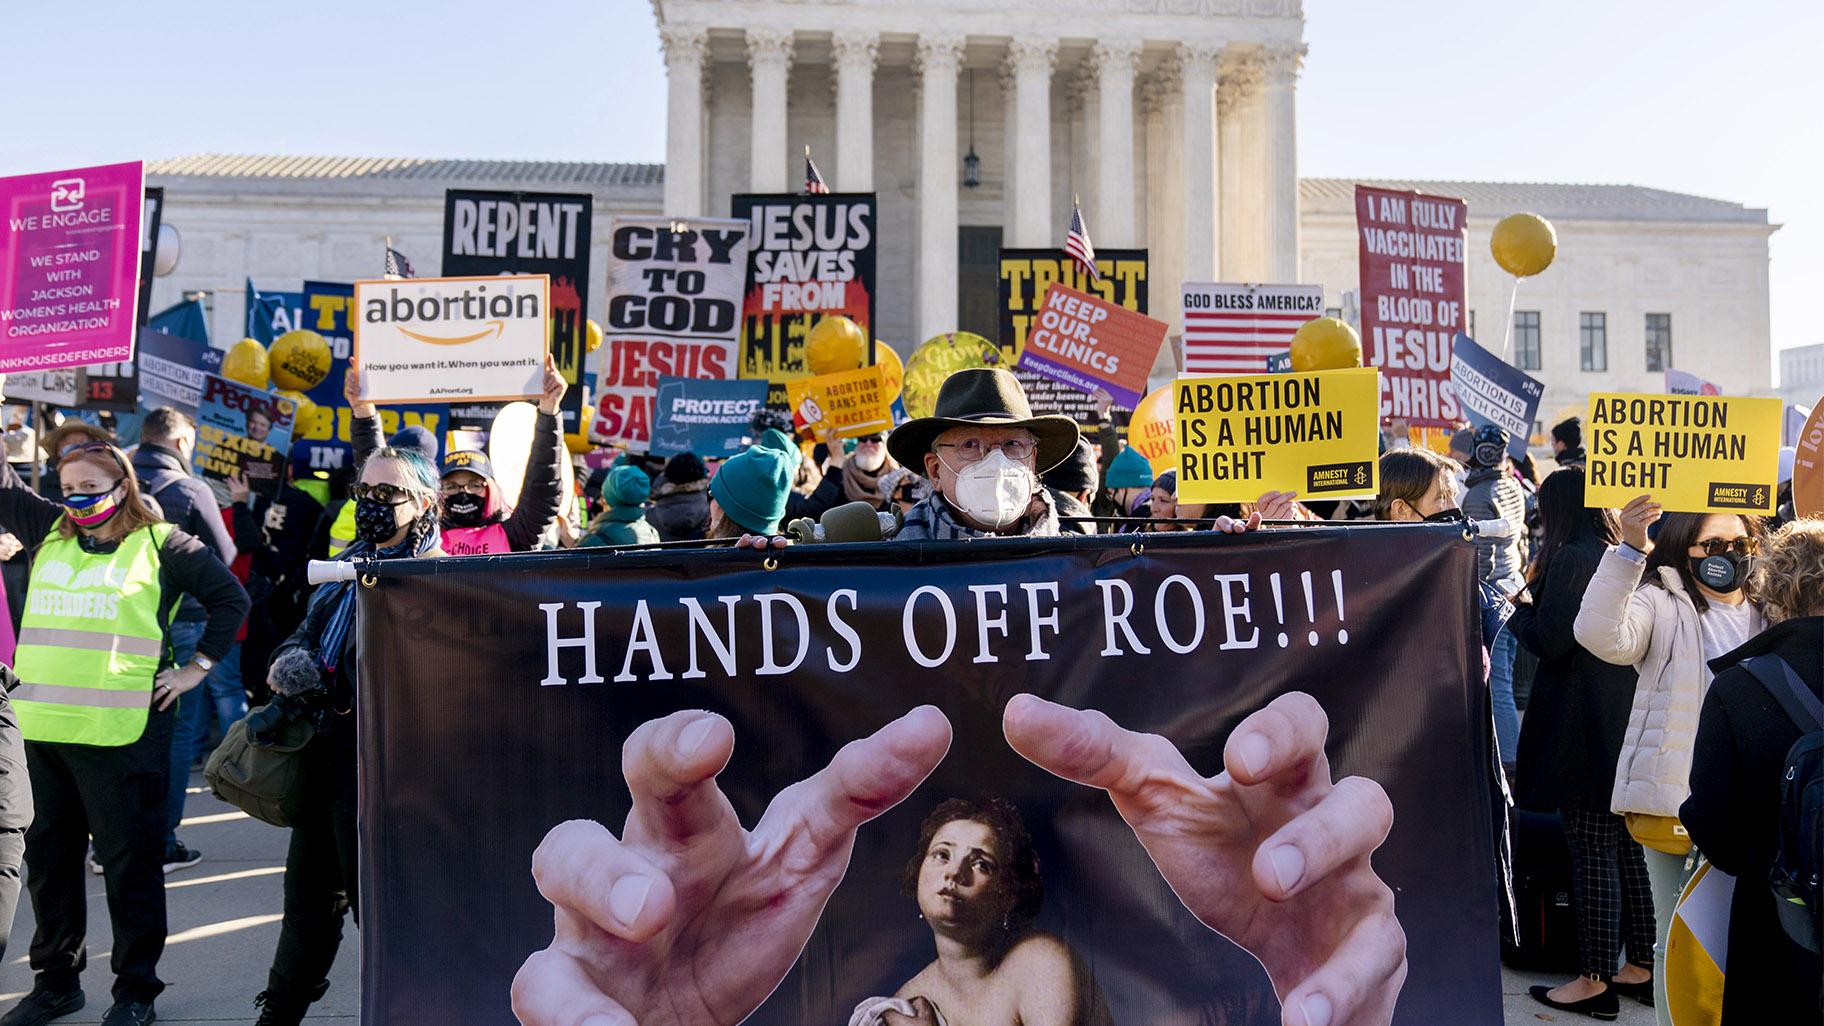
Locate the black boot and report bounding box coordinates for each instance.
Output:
[252,982,326,1026]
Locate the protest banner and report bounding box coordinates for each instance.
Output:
[357,527,1501,1026]
[1450,333,1544,459]
[1,162,144,372]
[1266,350,1292,373]
[441,189,591,433]
[1181,283,1324,375]
[134,329,223,417]
[293,280,446,474]
[1173,368,1381,504]
[137,187,162,327]
[1664,368,1722,396]
[594,216,750,448]
[5,369,78,406]
[731,193,876,407]
[785,364,895,439]
[352,275,548,405]
[1014,283,1167,409]
[1355,185,1466,427]
[246,280,305,344]
[1000,248,1148,420]
[193,373,295,503]
[1585,392,1783,514]
[649,376,769,458]
[1793,402,1823,518]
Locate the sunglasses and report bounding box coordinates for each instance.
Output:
[352,482,419,505]
[1692,536,1759,558]
[855,434,884,444]
[63,441,129,474]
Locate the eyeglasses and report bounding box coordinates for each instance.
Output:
[855,434,884,444]
[1692,536,1759,558]
[935,437,1035,463]
[440,480,488,495]
[352,482,418,505]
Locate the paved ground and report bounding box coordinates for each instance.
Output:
[0,772,1650,1025]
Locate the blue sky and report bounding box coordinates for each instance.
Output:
[2,0,1814,362]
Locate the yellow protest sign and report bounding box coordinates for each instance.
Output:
[1173,368,1381,504]
[1585,392,1782,514]
[785,364,895,439]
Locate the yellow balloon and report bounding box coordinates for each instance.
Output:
[1289,317,1363,372]
[565,403,596,455]
[273,388,313,412]
[901,332,1002,419]
[873,340,904,401]
[223,338,271,390]
[804,316,867,375]
[1127,386,1176,473]
[268,330,333,391]
[1490,212,1557,278]
[586,319,604,353]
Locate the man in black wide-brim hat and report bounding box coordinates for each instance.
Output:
[887,368,1081,541]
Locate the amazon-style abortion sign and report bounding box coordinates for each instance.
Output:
[352,275,548,404]
[593,217,750,448]
[358,528,1503,1026]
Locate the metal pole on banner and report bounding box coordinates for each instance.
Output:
[1500,277,1520,359]
[29,402,42,492]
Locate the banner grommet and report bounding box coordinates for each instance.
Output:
[360,573,379,588]
[1130,542,1144,557]
[762,556,780,572]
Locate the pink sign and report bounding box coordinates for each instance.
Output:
[1,161,144,373]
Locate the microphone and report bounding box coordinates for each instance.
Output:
[1470,518,1517,539]
[785,501,898,544]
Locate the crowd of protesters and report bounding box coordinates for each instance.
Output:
[0,360,1815,1025]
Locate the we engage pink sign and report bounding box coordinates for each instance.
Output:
[0,161,144,373]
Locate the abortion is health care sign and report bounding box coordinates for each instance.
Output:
[0,162,144,373]
[353,275,548,404]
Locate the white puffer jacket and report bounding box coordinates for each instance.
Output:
[1571,546,1706,817]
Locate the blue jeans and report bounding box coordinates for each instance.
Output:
[164,631,248,845]
[1489,625,1520,766]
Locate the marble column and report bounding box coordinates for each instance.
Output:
[1260,44,1304,281]
[1216,64,1245,280]
[1231,52,1267,281]
[1067,68,1098,231]
[1141,78,1165,257]
[1089,40,1141,248]
[746,29,794,193]
[1177,43,1220,284]
[1005,37,1057,247]
[660,25,708,217]
[1154,58,1186,329]
[830,31,879,192]
[916,34,966,342]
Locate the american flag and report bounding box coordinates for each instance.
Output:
[1181,284,1325,375]
[803,147,829,195]
[1064,200,1099,284]
[383,245,415,279]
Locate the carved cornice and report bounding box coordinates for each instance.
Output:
[1174,41,1222,81]
[830,30,881,75]
[1087,40,1143,83]
[914,33,966,78]
[658,25,708,68]
[1261,42,1306,83]
[1004,36,1058,78]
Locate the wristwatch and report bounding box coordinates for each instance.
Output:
[193,654,216,672]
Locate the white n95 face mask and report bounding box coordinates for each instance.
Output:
[944,449,1034,529]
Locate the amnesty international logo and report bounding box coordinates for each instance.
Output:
[1308,461,1374,494]
[1706,482,1768,511]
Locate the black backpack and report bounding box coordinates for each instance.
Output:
[1743,654,1823,955]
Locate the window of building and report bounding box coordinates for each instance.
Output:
[1645,313,1672,373]
[956,226,1003,340]
[1580,312,1607,372]
[1513,311,1541,370]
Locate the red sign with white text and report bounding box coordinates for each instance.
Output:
[1355,185,1466,427]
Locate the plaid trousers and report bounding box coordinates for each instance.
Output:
[1561,808,1657,979]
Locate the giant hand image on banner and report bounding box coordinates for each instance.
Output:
[358,528,1501,1026]
[732,194,876,409]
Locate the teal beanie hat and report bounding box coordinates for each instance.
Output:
[710,447,792,535]
[1105,444,1154,489]
[604,465,651,509]
[752,428,803,471]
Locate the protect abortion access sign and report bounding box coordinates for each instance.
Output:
[352,275,548,404]
[0,162,144,372]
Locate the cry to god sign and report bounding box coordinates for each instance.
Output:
[1585,392,1783,514]
[353,274,548,404]
[1172,368,1381,505]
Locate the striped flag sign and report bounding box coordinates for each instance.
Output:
[1181,282,1324,375]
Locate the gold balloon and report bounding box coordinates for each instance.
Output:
[1490,212,1557,278]
[268,330,333,391]
[1289,317,1363,372]
[273,388,313,412]
[1126,386,1176,473]
[586,319,604,353]
[873,340,904,401]
[223,338,271,390]
[901,332,1002,419]
[566,403,597,455]
[804,316,868,375]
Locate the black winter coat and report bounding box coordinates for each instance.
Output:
[1681,616,1823,1025]
[1510,539,1640,812]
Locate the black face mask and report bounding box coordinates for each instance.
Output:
[1690,553,1748,594]
[443,493,486,527]
[354,497,408,545]
[1422,507,1466,524]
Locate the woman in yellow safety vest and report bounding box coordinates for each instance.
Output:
[252,444,443,1025]
[0,440,248,1026]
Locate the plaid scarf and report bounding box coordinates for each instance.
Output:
[893,489,1059,541]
